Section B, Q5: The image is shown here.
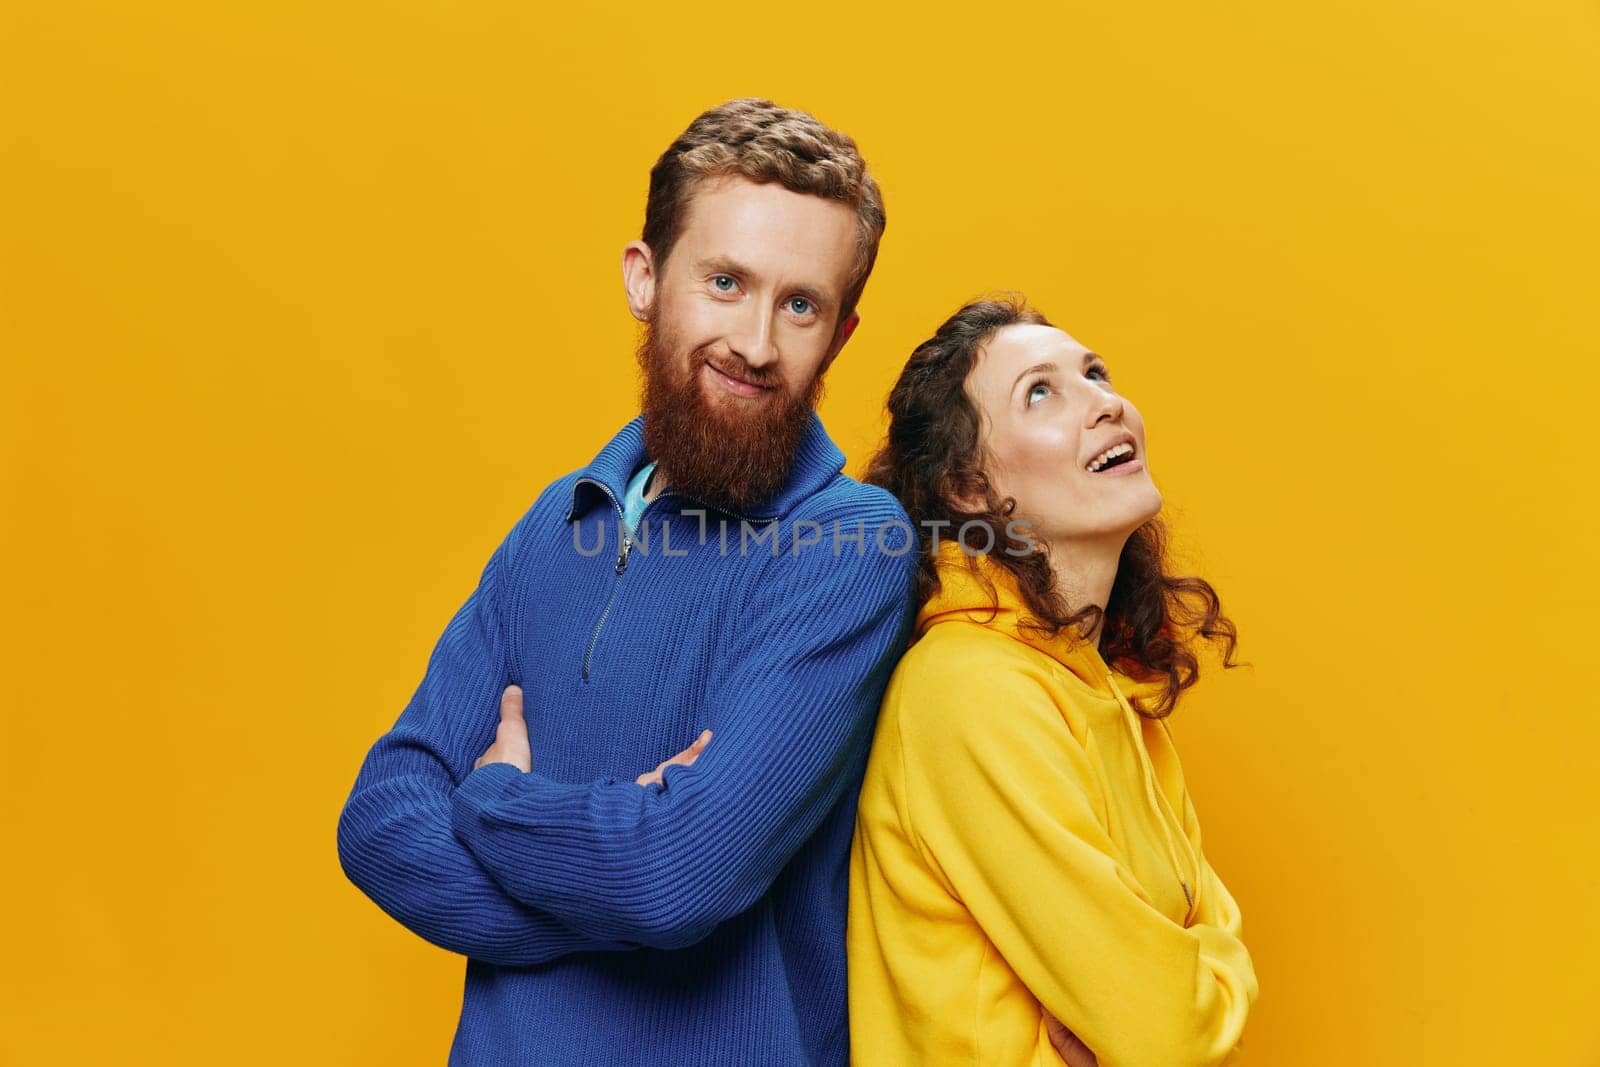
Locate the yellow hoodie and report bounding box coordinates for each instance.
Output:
[847,541,1259,1066]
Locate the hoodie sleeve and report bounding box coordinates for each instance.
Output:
[1173,761,1247,937]
[896,659,1259,1067]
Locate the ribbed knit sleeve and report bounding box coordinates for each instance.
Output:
[897,662,1259,1067]
[449,517,918,951]
[335,508,635,967]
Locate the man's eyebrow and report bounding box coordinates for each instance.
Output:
[694,256,756,279]
[787,282,832,313]
[692,257,834,313]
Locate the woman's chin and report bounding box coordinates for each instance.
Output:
[1101,486,1165,534]
[1132,484,1164,524]
[1085,474,1163,520]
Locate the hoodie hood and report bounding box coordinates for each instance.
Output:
[914,539,1197,917]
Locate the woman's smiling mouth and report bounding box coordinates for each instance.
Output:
[1083,433,1143,475]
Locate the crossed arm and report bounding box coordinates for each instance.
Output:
[336,513,916,963]
[899,665,1258,1067]
[335,529,641,967]
[444,541,916,950]
[471,682,710,784]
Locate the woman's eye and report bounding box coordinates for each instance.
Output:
[1088,364,1112,383]
[788,297,812,316]
[1026,381,1052,405]
[712,275,736,293]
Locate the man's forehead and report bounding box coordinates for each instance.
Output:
[675,176,856,297]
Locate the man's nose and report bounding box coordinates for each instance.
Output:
[727,301,778,369]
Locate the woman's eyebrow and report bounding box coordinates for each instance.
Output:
[1011,351,1106,397]
[1011,362,1058,395]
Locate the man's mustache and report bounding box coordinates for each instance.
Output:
[701,350,783,393]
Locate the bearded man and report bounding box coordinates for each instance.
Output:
[337,98,917,1067]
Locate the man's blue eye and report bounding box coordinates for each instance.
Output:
[712,276,735,292]
[788,297,812,315]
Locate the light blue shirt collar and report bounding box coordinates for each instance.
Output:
[620,459,658,536]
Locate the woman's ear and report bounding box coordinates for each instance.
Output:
[621,240,657,322]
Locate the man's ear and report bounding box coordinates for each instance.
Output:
[621,240,657,322]
[818,310,860,377]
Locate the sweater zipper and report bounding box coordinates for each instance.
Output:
[572,475,781,683]
[577,477,678,683]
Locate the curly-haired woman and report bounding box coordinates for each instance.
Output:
[847,296,1260,1066]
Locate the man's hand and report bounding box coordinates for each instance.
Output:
[470,684,712,786]
[636,730,712,787]
[1044,1010,1099,1067]
[473,684,532,773]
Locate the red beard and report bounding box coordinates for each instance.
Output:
[636,306,826,516]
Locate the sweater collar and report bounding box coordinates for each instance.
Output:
[564,410,846,526]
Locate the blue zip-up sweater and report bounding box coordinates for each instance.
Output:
[336,411,919,1066]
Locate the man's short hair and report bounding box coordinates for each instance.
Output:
[642,98,887,322]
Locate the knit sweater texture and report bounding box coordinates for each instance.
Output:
[336,411,918,1066]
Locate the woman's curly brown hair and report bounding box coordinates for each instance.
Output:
[862,295,1242,719]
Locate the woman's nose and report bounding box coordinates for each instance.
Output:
[1079,380,1124,427]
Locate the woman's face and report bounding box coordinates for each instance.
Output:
[964,323,1163,550]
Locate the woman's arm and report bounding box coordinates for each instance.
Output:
[896,660,1259,1067]
[1171,761,1247,937]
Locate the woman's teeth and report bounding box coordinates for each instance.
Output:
[1086,442,1135,472]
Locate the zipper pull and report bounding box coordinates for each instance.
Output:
[615,533,632,575]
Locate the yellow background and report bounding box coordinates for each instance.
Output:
[3,1,1596,1063]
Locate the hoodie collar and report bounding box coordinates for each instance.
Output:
[564,410,846,526]
[916,539,1165,703]
[918,538,1198,917]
